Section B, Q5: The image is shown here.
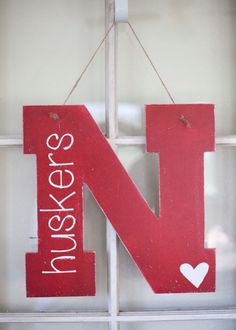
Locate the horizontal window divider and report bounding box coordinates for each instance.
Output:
[0,312,110,323]
[1,135,236,147]
[0,309,236,323]
[118,309,236,321]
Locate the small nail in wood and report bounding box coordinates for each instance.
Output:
[179,114,191,128]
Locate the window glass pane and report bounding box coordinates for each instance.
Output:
[118,0,236,136]
[0,324,108,330]
[0,0,105,134]
[120,320,236,330]
[118,146,236,310]
[0,147,107,312]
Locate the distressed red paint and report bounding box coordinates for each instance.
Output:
[23,104,215,297]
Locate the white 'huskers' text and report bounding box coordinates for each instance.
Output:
[40,133,78,274]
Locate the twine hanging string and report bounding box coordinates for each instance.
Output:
[63,21,175,104]
[127,22,175,104]
[63,23,115,105]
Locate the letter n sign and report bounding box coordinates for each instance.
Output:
[23,104,216,297]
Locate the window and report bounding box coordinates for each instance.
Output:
[0,0,236,329]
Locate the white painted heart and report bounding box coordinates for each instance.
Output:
[179,262,209,288]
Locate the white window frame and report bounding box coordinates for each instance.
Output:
[0,0,236,329]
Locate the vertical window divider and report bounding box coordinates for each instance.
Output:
[105,0,119,330]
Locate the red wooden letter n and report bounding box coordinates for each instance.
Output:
[23,104,215,297]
